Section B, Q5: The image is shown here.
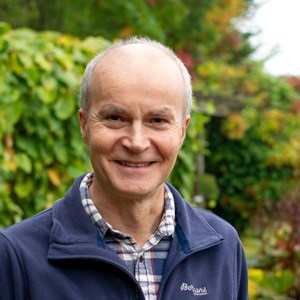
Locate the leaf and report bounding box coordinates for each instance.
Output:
[15,153,32,174]
[18,52,33,69]
[54,94,76,120]
[0,98,24,133]
[57,70,79,89]
[0,39,9,56]
[0,22,11,36]
[47,168,61,186]
[10,51,24,75]
[15,136,39,159]
[34,86,56,104]
[34,53,52,71]
[14,180,33,198]
[67,163,86,179]
[53,140,68,164]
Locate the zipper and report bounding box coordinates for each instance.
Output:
[51,252,145,299]
[98,258,145,300]
[135,288,141,300]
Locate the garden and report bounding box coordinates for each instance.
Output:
[1,0,300,298]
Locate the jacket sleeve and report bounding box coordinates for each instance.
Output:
[236,238,249,300]
[0,233,27,300]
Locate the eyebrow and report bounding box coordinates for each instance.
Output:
[147,108,175,119]
[95,103,176,119]
[96,104,126,115]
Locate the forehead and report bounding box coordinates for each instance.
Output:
[91,44,184,90]
[88,44,186,117]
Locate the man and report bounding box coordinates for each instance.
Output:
[0,37,249,299]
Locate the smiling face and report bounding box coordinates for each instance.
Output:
[79,44,190,202]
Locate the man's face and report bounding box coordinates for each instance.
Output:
[79,46,190,201]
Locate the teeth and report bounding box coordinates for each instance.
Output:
[122,162,150,167]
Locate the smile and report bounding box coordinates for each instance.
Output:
[118,161,152,167]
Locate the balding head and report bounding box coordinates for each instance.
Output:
[80,37,192,119]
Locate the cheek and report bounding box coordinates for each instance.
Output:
[88,130,108,152]
[156,134,183,159]
[88,129,122,155]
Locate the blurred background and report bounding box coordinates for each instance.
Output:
[248,0,300,76]
[0,0,299,298]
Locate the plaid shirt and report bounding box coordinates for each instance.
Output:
[80,172,176,300]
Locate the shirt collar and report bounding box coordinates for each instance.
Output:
[79,172,176,238]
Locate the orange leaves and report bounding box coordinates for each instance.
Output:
[263,109,283,133]
[205,0,246,32]
[253,108,300,169]
[244,80,259,95]
[47,168,61,187]
[120,27,133,38]
[221,113,248,140]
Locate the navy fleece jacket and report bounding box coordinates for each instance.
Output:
[0,175,249,299]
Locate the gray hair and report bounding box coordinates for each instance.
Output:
[80,36,192,117]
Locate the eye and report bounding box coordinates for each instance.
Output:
[148,117,170,128]
[107,114,123,122]
[151,117,165,124]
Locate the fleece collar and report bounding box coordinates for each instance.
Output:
[48,175,223,260]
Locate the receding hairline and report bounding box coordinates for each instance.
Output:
[94,37,182,67]
[90,39,185,84]
[80,37,192,117]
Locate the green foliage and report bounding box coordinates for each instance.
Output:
[168,105,210,200]
[0,0,254,66]
[198,173,219,208]
[0,1,215,46]
[201,62,300,230]
[248,266,295,299]
[0,25,110,228]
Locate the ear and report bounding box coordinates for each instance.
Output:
[180,115,190,146]
[78,109,88,144]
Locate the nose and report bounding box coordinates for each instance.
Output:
[122,122,151,153]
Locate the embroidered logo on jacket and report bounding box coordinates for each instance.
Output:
[181,282,208,296]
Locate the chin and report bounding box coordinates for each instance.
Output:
[115,183,161,200]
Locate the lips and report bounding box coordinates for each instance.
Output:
[117,161,152,167]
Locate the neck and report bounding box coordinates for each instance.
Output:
[89,183,165,248]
